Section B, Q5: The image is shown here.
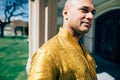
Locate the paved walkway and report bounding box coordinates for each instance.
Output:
[94,55,120,80]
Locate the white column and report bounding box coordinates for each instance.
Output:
[27,0,45,73]
[27,0,58,73]
[45,0,57,41]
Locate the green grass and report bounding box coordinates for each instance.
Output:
[0,37,28,80]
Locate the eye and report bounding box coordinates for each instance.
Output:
[80,7,89,13]
[79,6,96,15]
[91,10,96,15]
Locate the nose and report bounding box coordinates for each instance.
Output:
[86,12,94,21]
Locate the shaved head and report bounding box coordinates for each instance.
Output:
[64,0,75,9]
[64,0,94,10]
[62,0,95,37]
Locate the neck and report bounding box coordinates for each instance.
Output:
[73,32,82,41]
[62,25,82,41]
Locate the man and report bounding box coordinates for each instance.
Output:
[28,0,97,80]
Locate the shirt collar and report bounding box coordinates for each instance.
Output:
[58,27,80,46]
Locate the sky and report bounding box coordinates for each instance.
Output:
[0,0,28,22]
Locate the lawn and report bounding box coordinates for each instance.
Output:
[0,36,28,80]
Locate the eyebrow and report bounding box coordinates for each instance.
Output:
[80,6,96,12]
[80,6,96,14]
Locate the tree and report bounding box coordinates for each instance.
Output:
[0,0,28,37]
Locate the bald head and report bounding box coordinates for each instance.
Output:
[64,0,94,10]
[64,0,74,9]
[62,0,95,37]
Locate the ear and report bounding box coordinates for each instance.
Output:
[62,9,68,20]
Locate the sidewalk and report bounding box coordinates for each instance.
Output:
[94,55,120,80]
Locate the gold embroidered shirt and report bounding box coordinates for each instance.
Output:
[28,28,97,80]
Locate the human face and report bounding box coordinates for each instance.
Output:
[65,0,96,35]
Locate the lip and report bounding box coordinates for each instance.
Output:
[81,22,91,27]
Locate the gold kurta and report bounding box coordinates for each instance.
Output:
[28,28,97,80]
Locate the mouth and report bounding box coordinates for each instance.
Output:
[81,21,91,27]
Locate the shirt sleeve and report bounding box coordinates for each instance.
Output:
[28,49,58,80]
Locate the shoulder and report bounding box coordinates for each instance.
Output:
[33,34,62,58]
[41,35,62,54]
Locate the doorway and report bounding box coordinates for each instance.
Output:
[95,9,120,63]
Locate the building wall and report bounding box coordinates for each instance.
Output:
[83,0,120,63]
[84,0,120,53]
